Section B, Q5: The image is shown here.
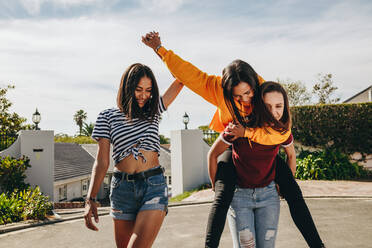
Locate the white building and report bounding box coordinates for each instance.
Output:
[344,85,372,103]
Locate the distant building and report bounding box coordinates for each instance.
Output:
[54,143,114,202]
[343,85,372,103]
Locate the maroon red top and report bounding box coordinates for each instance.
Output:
[222,130,293,188]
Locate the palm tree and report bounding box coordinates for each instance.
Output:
[73,110,87,136]
[82,122,95,136]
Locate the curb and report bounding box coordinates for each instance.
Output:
[0,209,110,235]
[1,196,371,235]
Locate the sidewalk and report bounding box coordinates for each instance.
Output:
[182,180,372,202]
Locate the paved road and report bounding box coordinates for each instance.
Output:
[1,198,372,248]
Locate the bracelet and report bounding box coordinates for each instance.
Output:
[87,196,97,202]
[155,45,161,52]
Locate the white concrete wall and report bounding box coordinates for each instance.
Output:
[171,129,210,196]
[0,136,21,158]
[202,141,211,183]
[53,186,62,201]
[66,181,82,200]
[0,130,54,201]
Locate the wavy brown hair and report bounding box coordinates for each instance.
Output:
[116,63,159,121]
[221,59,260,127]
[252,81,291,133]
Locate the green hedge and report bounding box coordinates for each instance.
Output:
[291,103,372,157]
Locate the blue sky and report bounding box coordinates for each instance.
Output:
[1,0,372,137]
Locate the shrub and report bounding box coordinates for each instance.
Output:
[291,103,372,158]
[0,187,53,225]
[0,157,53,225]
[20,187,53,220]
[0,192,24,225]
[295,148,371,180]
[0,156,30,194]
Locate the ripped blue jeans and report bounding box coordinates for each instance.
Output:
[227,181,280,248]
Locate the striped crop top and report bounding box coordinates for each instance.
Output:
[91,97,166,165]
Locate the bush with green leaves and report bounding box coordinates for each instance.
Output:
[0,156,30,194]
[0,187,53,225]
[0,191,24,224]
[291,103,372,158]
[295,148,371,180]
[0,156,53,224]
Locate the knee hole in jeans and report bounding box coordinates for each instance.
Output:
[265,229,276,241]
[239,228,255,248]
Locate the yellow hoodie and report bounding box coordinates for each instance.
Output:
[157,46,290,145]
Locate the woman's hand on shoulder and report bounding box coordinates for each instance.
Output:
[142,31,161,50]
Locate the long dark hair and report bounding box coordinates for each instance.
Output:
[252,81,291,133]
[222,59,260,127]
[116,63,159,121]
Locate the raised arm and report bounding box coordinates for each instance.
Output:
[162,79,184,108]
[207,135,229,190]
[142,32,223,107]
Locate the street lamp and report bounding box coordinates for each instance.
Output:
[32,108,41,130]
[183,112,189,130]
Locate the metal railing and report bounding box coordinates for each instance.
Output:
[0,131,18,151]
[202,130,219,146]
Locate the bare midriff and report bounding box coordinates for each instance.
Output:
[115,150,160,174]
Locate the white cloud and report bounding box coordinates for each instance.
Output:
[17,0,117,16]
[139,0,189,13]
[20,0,43,15]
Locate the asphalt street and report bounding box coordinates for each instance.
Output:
[1,198,372,248]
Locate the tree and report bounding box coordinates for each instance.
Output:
[197,125,210,131]
[82,122,95,137]
[278,79,311,106]
[0,85,28,134]
[159,134,170,144]
[312,73,340,104]
[73,110,87,136]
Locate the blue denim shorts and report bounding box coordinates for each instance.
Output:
[109,166,168,221]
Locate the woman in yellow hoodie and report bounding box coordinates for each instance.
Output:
[142,32,325,248]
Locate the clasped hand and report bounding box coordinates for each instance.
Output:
[225,122,245,141]
[142,31,161,50]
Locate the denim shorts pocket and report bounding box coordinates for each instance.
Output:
[147,174,166,186]
[111,176,122,189]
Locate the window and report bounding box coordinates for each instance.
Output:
[82,179,89,197]
[59,185,67,202]
[168,176,172,185]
